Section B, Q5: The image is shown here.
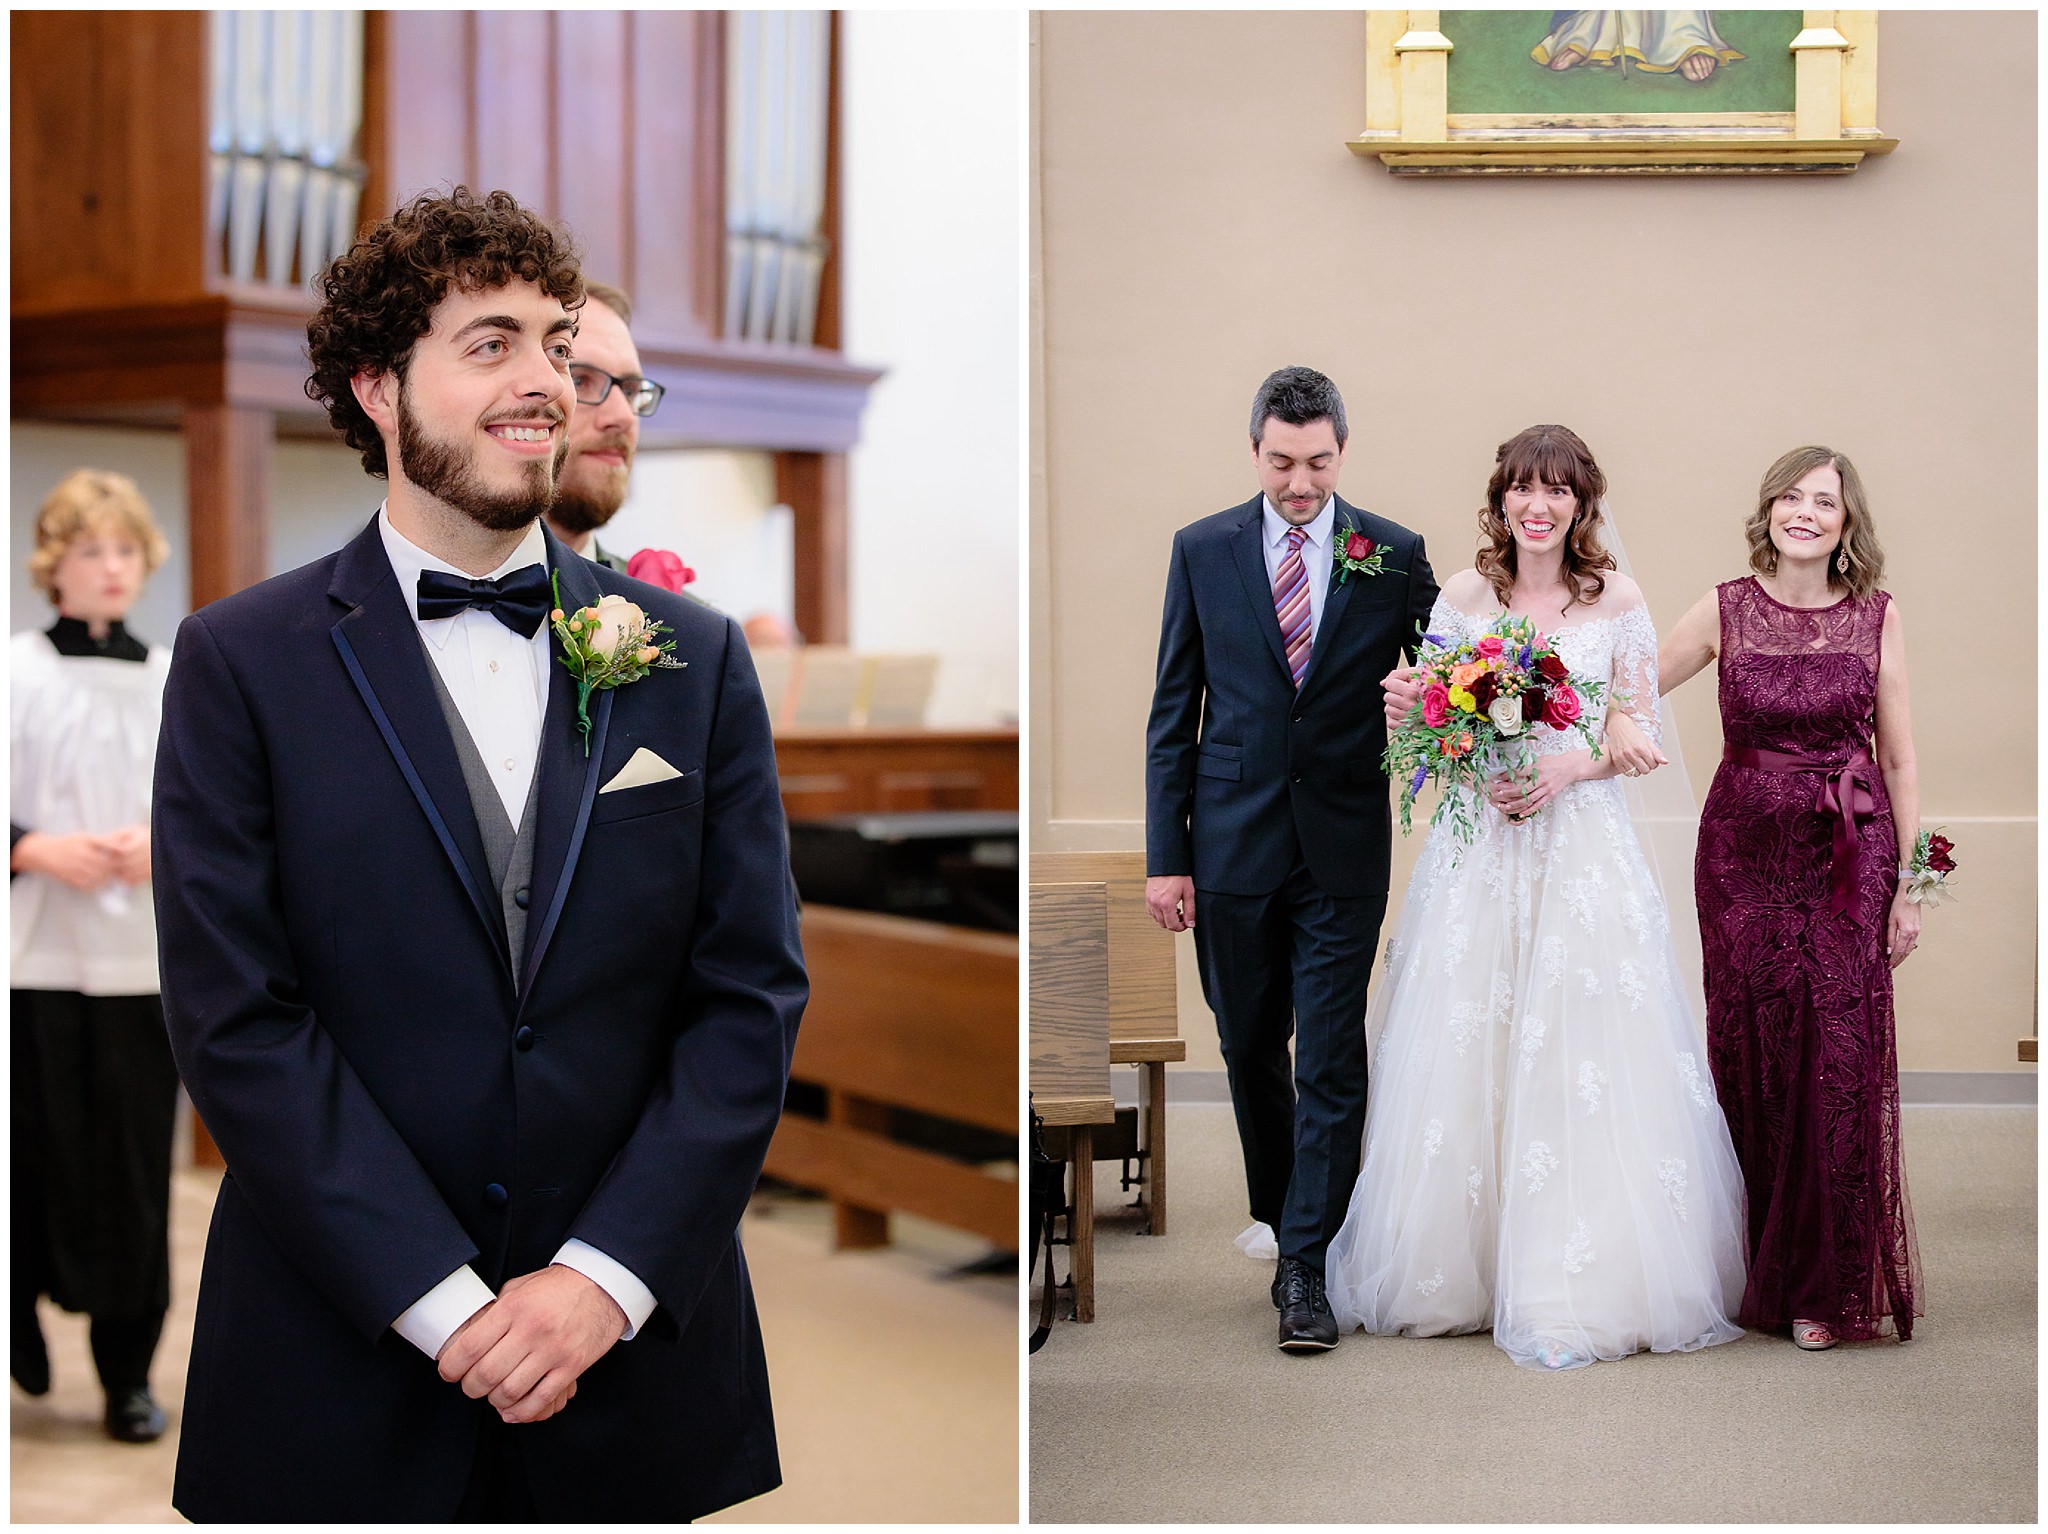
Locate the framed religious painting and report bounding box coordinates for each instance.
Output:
[1350,9,1896,174]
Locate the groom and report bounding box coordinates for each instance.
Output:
[1145,367,1437,1351]
[152,188,805,1519]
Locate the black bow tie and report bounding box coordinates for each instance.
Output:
[415,564,553,638]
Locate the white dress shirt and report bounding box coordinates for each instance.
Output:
[1260,494,1337,643]
[376,507,657,1357]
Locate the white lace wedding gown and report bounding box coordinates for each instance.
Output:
[1324,595,1746,1369]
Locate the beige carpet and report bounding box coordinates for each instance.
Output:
[12,1169,1017,1523]
[1030,1104,2035,1523]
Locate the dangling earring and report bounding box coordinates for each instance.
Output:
[1835,547,1850,576]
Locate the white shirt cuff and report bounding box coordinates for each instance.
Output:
[391,1265,496,1359]
[553,1239,658,1341]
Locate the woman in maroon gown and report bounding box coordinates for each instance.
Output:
[1654,445,1924,1350]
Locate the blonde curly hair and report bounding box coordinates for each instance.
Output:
[28,469,169,602]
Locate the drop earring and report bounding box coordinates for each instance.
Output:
[1836,547,1850,576]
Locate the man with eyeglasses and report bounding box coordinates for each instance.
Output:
[546,280,665,572]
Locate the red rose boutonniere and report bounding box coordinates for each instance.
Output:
[1333,520,1391,584]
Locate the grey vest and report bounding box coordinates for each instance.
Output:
[421,649,541,975]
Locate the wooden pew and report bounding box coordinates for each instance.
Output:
[775,727,1019,819]
[1029,852,1185,1234]
[1028,881,1114,1322]
[764,904,1018,1252]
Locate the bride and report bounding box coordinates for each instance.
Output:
[1323,424,1746,1371]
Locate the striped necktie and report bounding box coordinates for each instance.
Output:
[1274,526,1311,687]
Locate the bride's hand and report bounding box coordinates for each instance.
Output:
[1603,709,1668,779]
[1485,754,1581,819]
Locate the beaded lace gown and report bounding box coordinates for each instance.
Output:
[1324,594,1746,1370]
[1696,577,1920,1340]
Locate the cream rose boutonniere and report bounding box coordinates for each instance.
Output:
[549,573,684,754]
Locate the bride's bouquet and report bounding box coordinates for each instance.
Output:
[1383,615,1606,844]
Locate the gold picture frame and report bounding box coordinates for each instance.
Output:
[1350,9,1896,175]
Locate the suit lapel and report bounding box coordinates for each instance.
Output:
[518,531,614,999]
[1297,496,1360,696]
[1229,499,1291,680]
[327,516,510,968]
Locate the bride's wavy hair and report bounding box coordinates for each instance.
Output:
[1476,424,1616,610]
[1745,445,1885,600]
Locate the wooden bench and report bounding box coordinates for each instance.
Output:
[763,904,1018,1252]
[1030,852,1184,1235]
[1028,881,1114,1321]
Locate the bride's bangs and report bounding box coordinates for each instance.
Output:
[1500,433,1603,516]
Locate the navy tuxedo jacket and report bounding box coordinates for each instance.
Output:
[1146,495,1439,899]
[152,517,805,1522]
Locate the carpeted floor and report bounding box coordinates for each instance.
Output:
[1029,1103,2035,1523]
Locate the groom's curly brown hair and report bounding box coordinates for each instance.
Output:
[305,186,585,478]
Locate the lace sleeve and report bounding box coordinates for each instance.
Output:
[1609,603,1663,746]
[1423,596,1471,647]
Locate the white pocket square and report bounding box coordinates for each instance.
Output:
[600,747,684,794]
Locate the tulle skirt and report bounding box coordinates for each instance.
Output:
[1325,779,1747,1369]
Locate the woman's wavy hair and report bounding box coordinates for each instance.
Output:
[1476,424,1616,610]
[305,186,585,478]
[1745,445,1884,599]
[28,469,169,601]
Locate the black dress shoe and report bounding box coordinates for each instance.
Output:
[104,1388,167,1444]
[1274,1257,1339,1352]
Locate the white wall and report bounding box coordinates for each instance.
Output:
[840,11,1023,727]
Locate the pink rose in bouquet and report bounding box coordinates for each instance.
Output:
[1422,683,1451,728]
[1477,635,1504,659]
[1541,685,1582,729]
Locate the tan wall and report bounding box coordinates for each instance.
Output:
[1031,11,2036,1076]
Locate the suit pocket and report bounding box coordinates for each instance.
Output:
[1195,743,1242,782]
[591,767,705,825]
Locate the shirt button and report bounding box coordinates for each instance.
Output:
[503,758,517,771]
[489,660,500,673]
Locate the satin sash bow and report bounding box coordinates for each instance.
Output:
[1724,743,1877,919]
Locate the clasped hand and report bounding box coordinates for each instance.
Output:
[15,826,150,890]
[1483,755,1582,819]
[436,1264,627,1424]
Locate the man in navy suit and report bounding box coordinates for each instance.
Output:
[1145,367,1437,1351]
[152,188,805,1519]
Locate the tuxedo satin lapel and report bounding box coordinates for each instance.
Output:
[1230,508,1291,680]
[518,536,611,997]
[1298,499,1360,696]
[327,521,509,967]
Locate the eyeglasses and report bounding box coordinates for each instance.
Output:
[567,363,666,418]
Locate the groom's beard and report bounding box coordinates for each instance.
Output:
[396,388,565,534]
